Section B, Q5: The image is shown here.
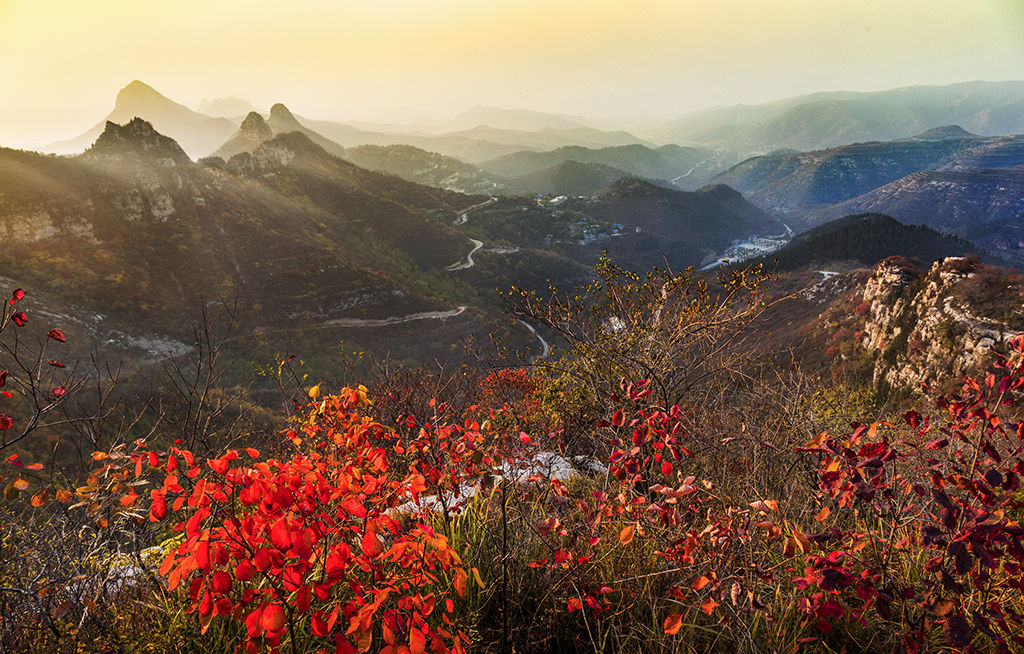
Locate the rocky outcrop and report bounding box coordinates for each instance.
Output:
[861,256,1022,390]
[211,103,347,161]
[211,112,273,160]
[85,118,191,167]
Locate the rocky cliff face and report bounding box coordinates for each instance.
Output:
[861,256,1022,390]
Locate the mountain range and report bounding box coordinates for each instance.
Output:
[44,82,657,164]
[814,169,1024,262]
[4,118,492,366]
[710,126,1024,217]
[659,80,1024,154]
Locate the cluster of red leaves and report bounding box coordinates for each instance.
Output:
[528,379,775,624]
[149,388,471,654]
[789,335,1024,651]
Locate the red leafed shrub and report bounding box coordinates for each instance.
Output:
[787,334,1024,651]
[527,337,1024,651]
[151,387,471,653]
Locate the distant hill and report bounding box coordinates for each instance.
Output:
[342,144,502,194]
[304,120,653,163]
[197,96,259,118]
[479,143,714,183]
[763,214,987,271]
[45,81,237,158]
[211,111,274,159]
[502,160,640,196]
[265,104,347,157]
[813,169,1024,262]
[443,125,652,151]
[559,179,783,269]
[661,81,1024,154]
[710,127,1024,223]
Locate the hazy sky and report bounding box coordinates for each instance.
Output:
[1,0,1022,148]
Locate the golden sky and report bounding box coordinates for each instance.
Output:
[1,0,1022,148]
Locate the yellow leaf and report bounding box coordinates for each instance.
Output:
[308,384,321,399]
[471,567,485,589]
[664,613,683,635]
[619,523,636,546]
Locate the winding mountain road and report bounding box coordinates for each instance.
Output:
[453,197,497,226]
[447,196,549,360]
[447,197,497,270]
[517,319,550,362]
[446,239,484,271]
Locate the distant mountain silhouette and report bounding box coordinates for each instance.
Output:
[212,104,347,160]
[661,81,1024,154]
[197,96,259,118]
[45,80,237,158]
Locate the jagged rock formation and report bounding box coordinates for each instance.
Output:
[211,103,347,160]
[861,256,1022,390]
[211,112,273,160]
[84,118,192,167]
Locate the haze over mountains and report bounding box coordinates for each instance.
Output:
[660,81,1024,154]
[4,112,795,367]
[10,76,1024,330]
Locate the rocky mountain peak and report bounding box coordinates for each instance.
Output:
[268,103,301,130]
[239,112,273,140]
[84,118,191,165]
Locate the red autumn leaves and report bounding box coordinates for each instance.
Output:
[146,388,470,654]
[0,286,69,438]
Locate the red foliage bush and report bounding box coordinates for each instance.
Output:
[150,387,472,654]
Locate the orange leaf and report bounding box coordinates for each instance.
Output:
[472,567,485,589]
[692,575,712,591]
[24,462,43,471]
[119,492,140,507]
[454,568,468,598]
[814,505,831,523]
[30,490,48,507]
[12,478,28,491]
[410,628,427,654]
[619,523,636,546]
[361,530,384,558]
[664,613,683,635]
[700,598,719,615]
